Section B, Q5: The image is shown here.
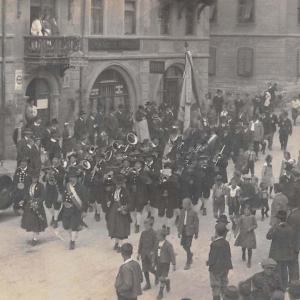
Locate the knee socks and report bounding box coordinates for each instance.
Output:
[136,212,142,226]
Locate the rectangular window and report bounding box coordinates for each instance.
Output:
[237,48,254,77]
[91,0,103,35]
[210,0,218,24]
[161,5,171,35]
[238,0,255,23]
[185,5,195,35]
[209,47,217,76]
[125,1,136,35]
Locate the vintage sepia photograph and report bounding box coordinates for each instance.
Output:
[1,0,300,299]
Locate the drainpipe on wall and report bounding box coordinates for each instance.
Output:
[79,0,86,112]
[0,0,6,160]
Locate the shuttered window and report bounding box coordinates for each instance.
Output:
[237,47,254,77]
[238,0,255,23]
[209,47,217,76]
[185,5,195,35]
[161,5,171,35]
[91,0,103,34]
[210,0,218,24]
[125,1,136,35]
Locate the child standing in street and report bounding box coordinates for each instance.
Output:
[226,178,241,231]
[212,175,227,219]
[152,228,176,299]
[137,218,157,291]
[234,205,258,268]
[207,223,233,300]
[262,155,274,194]
[260,181,270,221]
[251,176,262,218]
[178,198,199,270]
[244,144,258,177]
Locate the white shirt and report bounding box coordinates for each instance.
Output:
[31,19,43,36]
[157,240,165,257]
[184,210,188,225]
[114,188,121,202]
[29,183,37,197]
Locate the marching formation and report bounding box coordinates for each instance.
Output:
[7,88,300,300]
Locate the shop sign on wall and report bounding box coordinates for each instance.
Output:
[15,70,23,91]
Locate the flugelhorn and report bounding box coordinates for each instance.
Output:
[79,160,91,170]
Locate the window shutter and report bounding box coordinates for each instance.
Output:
[243,0,254,21]
[297,50,300,77]
[209,47,216,76]
[237,48,246,76]
[238,4,246,22]
[245,48,253,76]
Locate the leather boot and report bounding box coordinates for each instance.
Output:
[166,279,170,292]
[213,296,221,300]
[157,287,164,299]
[184,262,190,270]
[143,283,151,291]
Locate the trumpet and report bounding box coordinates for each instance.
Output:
[88,145,99,156]
[213,145,225,166]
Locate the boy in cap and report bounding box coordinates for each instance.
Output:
[266,210,295,288]
[178,198,199,270]
[244,258,284,299]
[212,175,227,219]
[115,243,143,300]
[137,218,157,291]
[152,228,176,299]
[207,223,233,300]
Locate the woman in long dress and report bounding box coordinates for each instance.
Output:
[21,169,47,246]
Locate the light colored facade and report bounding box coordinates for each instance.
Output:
[209,0,300,97]
[0,0,209,159]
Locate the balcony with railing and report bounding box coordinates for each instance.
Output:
[24,36,81,65]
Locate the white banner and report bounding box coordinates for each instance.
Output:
[37,99,48,109]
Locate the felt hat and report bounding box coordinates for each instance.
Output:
[214,175,223,181]
[216,215,230,224]
[261,258,277,268]
[242,174,252,180]
[34,137,42,141]
[68,167,79,178]
[51,118,59,125]
[285,163,293,171]
[217,89,222,93]
[113,174,126,184]
[288,280,300,295]
[79,110,86,116]
[152,114,160,120]
[166,104,172,109]
[222,286,243,300]
[145,101,151,106]
[275,210,287,221]
[138,105,144,110]
[28,168,40,178]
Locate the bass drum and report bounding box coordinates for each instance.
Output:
[0,175,13,210]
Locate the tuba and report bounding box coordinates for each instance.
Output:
[79,160,91,170]
[124,133,138,152]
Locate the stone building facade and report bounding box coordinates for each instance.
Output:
[208,0,300,97]
[0,0,210,159]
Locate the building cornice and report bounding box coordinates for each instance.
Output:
[210,33,300,38]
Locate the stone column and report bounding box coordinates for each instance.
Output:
[50,93,60,119]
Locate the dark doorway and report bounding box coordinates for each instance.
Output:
[26,78,51,127]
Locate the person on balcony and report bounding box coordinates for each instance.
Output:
[30,10,44,36]
[43,13,52,37]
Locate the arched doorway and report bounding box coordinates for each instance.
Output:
[26,78,51,126]
[157,65,184,118]
[89,68,130,116]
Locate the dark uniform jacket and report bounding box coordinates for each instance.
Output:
[287,208,300,251]
[128,169,149,206]
[149,119,164,141]
[95,111,104,134]
[30,144,41,170]
[106,186,132,213]
[86,116,96,137]
[74,118,86,141]
[162,111,174,132]
[13,128,24,147]
[279,174,294,201]
[269,113,278,133]
[105,113,119,139]
[23,182,45,208]
[213,95,224,113]
[61,127,73,154]
[207,237,233,273]
[232,131,244,155]
[221,132,232,158]
[138,228,157,260]
[16,137,29,161]
[12,167,31,191]
[278,118,292,136]
[31,123,43,139]
[42,128,52,151]
[266,222,294,261]
[243,129,252,150]
[48,140,61,161]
